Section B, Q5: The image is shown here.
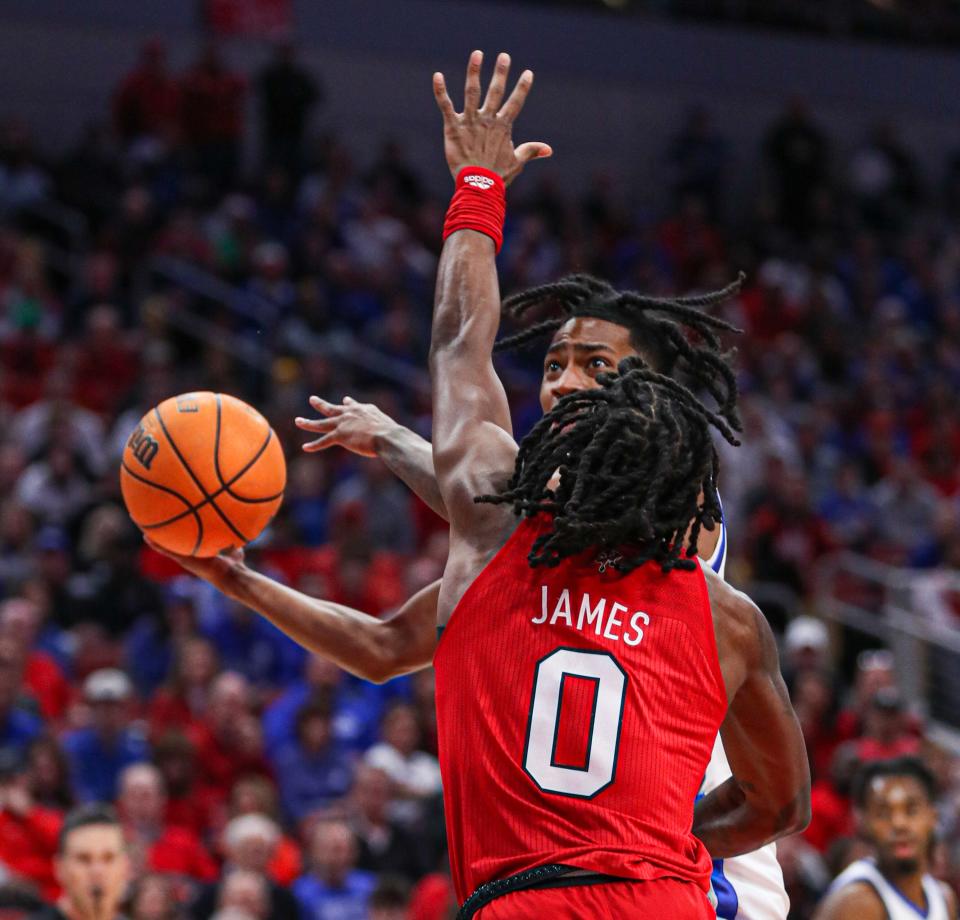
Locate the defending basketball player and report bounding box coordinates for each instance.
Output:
[419,50,808,917]
[813,758,957,920]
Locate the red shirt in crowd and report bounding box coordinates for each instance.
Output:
[141,825,219,882]
[0,803,63,900]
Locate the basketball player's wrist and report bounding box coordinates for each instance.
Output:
[443,166,506,252]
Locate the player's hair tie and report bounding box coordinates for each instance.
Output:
[443,166,507,253]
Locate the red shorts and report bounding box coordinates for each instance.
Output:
[476,877,714,919]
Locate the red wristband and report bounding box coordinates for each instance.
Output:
[443,166,507,253]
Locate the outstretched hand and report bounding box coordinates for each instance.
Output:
[434,50,552,186]
[295,395,396,457]
[144,536,246,596]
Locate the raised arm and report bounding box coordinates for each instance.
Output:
[693,570,811,858]
[146,542,438,684]
[429,51,544,522]
[429,52,551,621]
[296,395,448,520]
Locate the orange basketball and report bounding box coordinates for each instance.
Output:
[120,392,286,557]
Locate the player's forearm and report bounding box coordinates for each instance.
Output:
[226,567,436,683]
[693,776,810,858]
[373,424,448,520]
[430,230,501,362]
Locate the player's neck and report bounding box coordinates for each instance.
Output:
[881,864,927,911]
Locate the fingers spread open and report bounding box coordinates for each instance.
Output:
[433,72,456,120]
[463,50,483,120]
[295,416,337,432]
[303,433,338,452]
[498,69,533,125]
[481,52,511,114]
[309,396,344,416]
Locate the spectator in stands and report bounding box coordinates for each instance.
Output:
[152,732,217,841]
[192,815,298,920]
[347,764,423,881]
[0,747,62,900]
[179,45,247,193]
[368,875,411,920]
[0,635,42,759]
[329,459,416,555]
[25,737,74,812]
[15,444,91,531]
[256,42,320,175]
[128,873,179,920]
[0,596,70,721]
[215,869,270,920]
[850,687,922,763]
[666,105,727,220]
[190,672,270,806]
[763,97,830,237]
[112,39,180,148]
[293,819,375,920]
[262,655,393,756]
[804,745,859,854]
[272,698,353,826]
[199,594,303,689]
[147,636,217,740]
[227,776,302,886]
[30,804,130,920]
[364,703,441,828]
[116,763,217,884]
[62,669,148,803]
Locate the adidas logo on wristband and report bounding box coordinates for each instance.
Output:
[464,174,496,190]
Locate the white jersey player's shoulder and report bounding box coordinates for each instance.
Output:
[827,859,951,920]
[698,498,790,920]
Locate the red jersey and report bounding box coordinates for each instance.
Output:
[434,516,727,903]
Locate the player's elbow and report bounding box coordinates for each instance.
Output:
[771,786,812,839]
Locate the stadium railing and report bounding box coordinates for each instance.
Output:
[815,552,960,752]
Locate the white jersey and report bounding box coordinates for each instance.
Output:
[828,858,950,920]
[701,506,790,920]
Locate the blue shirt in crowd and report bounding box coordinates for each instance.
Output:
[263,676,410,757]
[62,727,149,802]
[0,707,43,756]
[293,871,377,920]
[272,741,355,824]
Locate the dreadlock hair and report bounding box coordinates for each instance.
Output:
[477,356,741,573]
[494,273,745,433]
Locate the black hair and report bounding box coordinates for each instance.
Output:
[478,356,740,573]
[852,756,937,809]
[296,697,334,736]
[57,803,122,854]
[370,875,411,909]
[495,273,744,432]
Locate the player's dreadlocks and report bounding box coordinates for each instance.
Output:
[477,357,741,573]
[494,273,745,432]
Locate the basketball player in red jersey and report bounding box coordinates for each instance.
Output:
[421,51,808,917]
[153,51,809,918]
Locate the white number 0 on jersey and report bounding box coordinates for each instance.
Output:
[522,647,627,799]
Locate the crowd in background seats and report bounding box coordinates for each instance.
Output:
[0,36,959,920]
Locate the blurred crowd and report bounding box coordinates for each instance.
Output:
[0,35,959,920]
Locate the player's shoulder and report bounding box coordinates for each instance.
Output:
[699,561,764,649]
[813,878,886,920]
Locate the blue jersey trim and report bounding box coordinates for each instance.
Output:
[888,878,929,918]
[712,859,739,919]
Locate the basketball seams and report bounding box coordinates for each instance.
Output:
[135,456,284,531]
[153,405,251,544]
[120,461,204,555]
[213,394,282,503]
